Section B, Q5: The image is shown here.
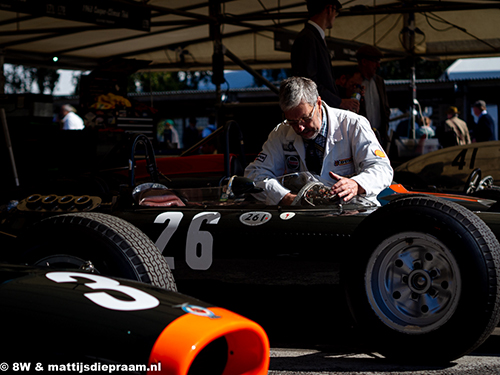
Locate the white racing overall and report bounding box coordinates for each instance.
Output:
[245,103,394,205]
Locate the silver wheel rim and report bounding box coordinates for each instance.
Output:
[366,232,461,334]
[34,254,98,273]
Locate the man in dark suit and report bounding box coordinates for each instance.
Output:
[471,100,496,142]
[356,45,391,150]
[291,0,359,112]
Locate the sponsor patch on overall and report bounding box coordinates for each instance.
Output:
[282,141,295,151]
[255,152,267,163]
[286,155,300,171]
[374,149,386,158]
[334,157,353,167]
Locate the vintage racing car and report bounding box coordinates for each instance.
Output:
[1,262,270,374]
[2,134,500,364]
[393,140,500,197]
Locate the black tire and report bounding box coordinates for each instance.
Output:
[343,196,500,363]
[19,212,176,291]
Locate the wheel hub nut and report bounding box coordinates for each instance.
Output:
[409,270,431,294]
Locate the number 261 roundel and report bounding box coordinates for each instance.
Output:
[239,212,272,226]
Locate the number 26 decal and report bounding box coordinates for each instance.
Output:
[154,212,221,270]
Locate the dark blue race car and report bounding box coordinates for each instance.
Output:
[1,262,270,374]
[2,135,500,364]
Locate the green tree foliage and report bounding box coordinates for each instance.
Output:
[35,68,60,94]
[4,65,60,94]
[128,70,213,92]
[71,71,82,96]
[253,69,290,87]
[379,58,455,80]
[4,65,35,93]
[252,60,453,88]
[3,59,454,96]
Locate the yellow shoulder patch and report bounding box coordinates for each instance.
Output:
[374,149,386,158]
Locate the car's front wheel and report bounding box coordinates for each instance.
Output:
[18,212,176,291]
[344,196,500,363]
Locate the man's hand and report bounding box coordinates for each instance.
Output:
[339,98,360,113]
[279,192,297,206]
[330,172,366,201]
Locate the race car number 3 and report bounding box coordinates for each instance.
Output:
[46,272,160,311]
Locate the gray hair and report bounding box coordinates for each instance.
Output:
[279,77,319,112]
[61,104,76,113]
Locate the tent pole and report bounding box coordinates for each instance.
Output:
[209,0,224,109]
[1,108,20,187]
[0,51,20,187]
[403,12,417,139]
[0,50,4,94]
[410,62,417,139]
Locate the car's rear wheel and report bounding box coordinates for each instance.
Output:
[344,196,500,363]
[18,212,176,291]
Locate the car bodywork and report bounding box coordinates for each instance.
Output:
[394,140,500,193]
[2,134,500,364]
[1,263,269,374]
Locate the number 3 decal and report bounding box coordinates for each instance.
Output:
[46,272,160,311]
[154,212,221,270]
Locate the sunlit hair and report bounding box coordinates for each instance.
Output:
[279,77,318,112]
[61,104,76,113]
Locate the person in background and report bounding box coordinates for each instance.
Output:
[471,100,495,142]
[166,119,179,148]
[244,76,393,206]
[157,119,179,149]
[416,116,435,139]
[60,104,84,130]
[202,115,217,138]
[437,106,470,147]
[356,45,391,149]
[291,0,359,112]
[335,66,364,101]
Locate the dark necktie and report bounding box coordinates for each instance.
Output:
[305,139,323,175]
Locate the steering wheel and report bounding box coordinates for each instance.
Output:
[464,168,482,195]
[129,134,160,188]
[477,176,494,191]
[291,182,339,206]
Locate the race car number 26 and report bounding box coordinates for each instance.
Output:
[154,212,221,271]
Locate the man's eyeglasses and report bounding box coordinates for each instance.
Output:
[284,103,318,127]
